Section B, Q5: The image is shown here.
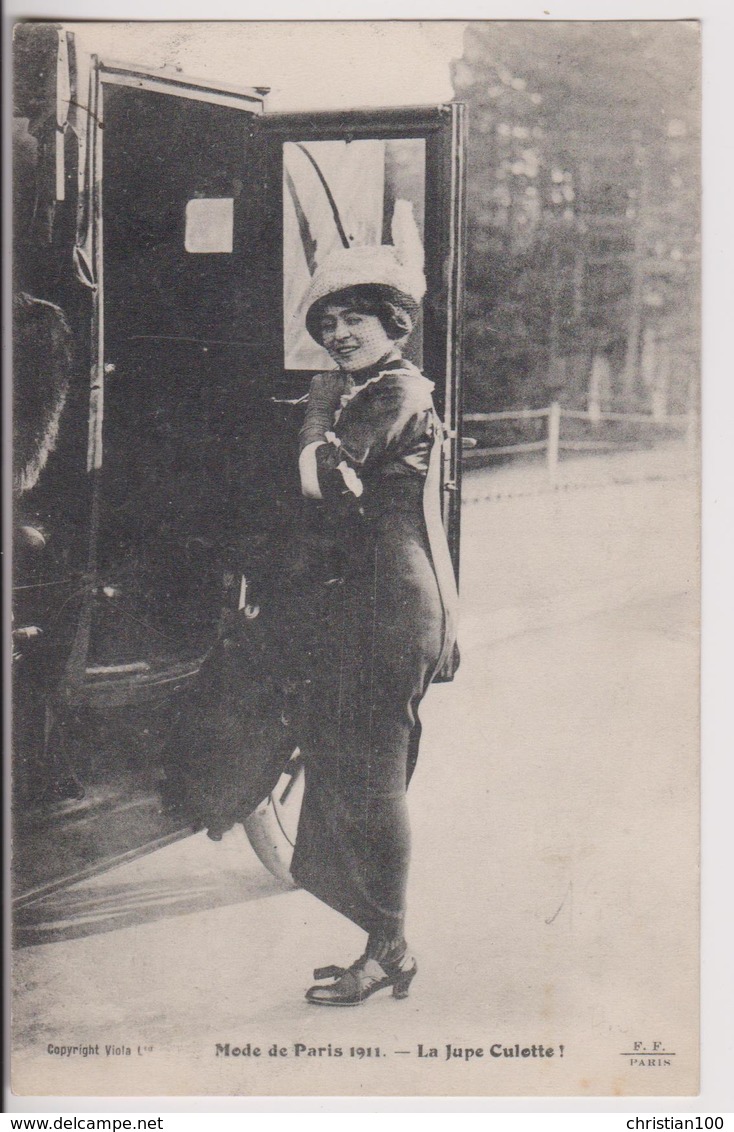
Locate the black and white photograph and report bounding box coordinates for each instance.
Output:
[7,16,701,1099]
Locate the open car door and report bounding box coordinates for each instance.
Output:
[77,59,267,704]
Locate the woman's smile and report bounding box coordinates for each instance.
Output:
[320,305,397,373]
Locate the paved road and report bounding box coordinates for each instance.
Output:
[11,467,699,1098]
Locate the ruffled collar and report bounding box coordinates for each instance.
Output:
[334,357,434,423]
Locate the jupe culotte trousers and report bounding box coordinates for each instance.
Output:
[290,474,445,938]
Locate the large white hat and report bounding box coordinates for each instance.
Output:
[303,201,427,342]
[304,245,426,342]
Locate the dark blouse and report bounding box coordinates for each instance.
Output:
[299,359,436,503]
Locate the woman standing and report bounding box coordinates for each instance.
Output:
[291,244,458,1006]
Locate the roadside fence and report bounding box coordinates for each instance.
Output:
[463,402,696,483]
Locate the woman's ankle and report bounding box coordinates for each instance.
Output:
[365,933,407,964]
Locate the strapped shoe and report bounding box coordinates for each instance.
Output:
[305,950,417,1006]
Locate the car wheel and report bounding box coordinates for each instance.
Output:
[242,754,304,885]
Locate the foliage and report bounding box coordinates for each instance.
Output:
[453,22,700,413]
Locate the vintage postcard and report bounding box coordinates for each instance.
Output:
[9,19,700,1098]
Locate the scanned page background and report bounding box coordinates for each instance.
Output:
[10,20,700,1098]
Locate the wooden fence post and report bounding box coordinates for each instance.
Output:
[547,401,561,485]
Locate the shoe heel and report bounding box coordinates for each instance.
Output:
[392,966,416,1000]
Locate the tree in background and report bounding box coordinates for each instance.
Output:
[453,22,700,417]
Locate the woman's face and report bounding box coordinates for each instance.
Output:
[319,304,397,373]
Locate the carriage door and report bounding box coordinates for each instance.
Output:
[90,63,265,669]
[250,105,467,617]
